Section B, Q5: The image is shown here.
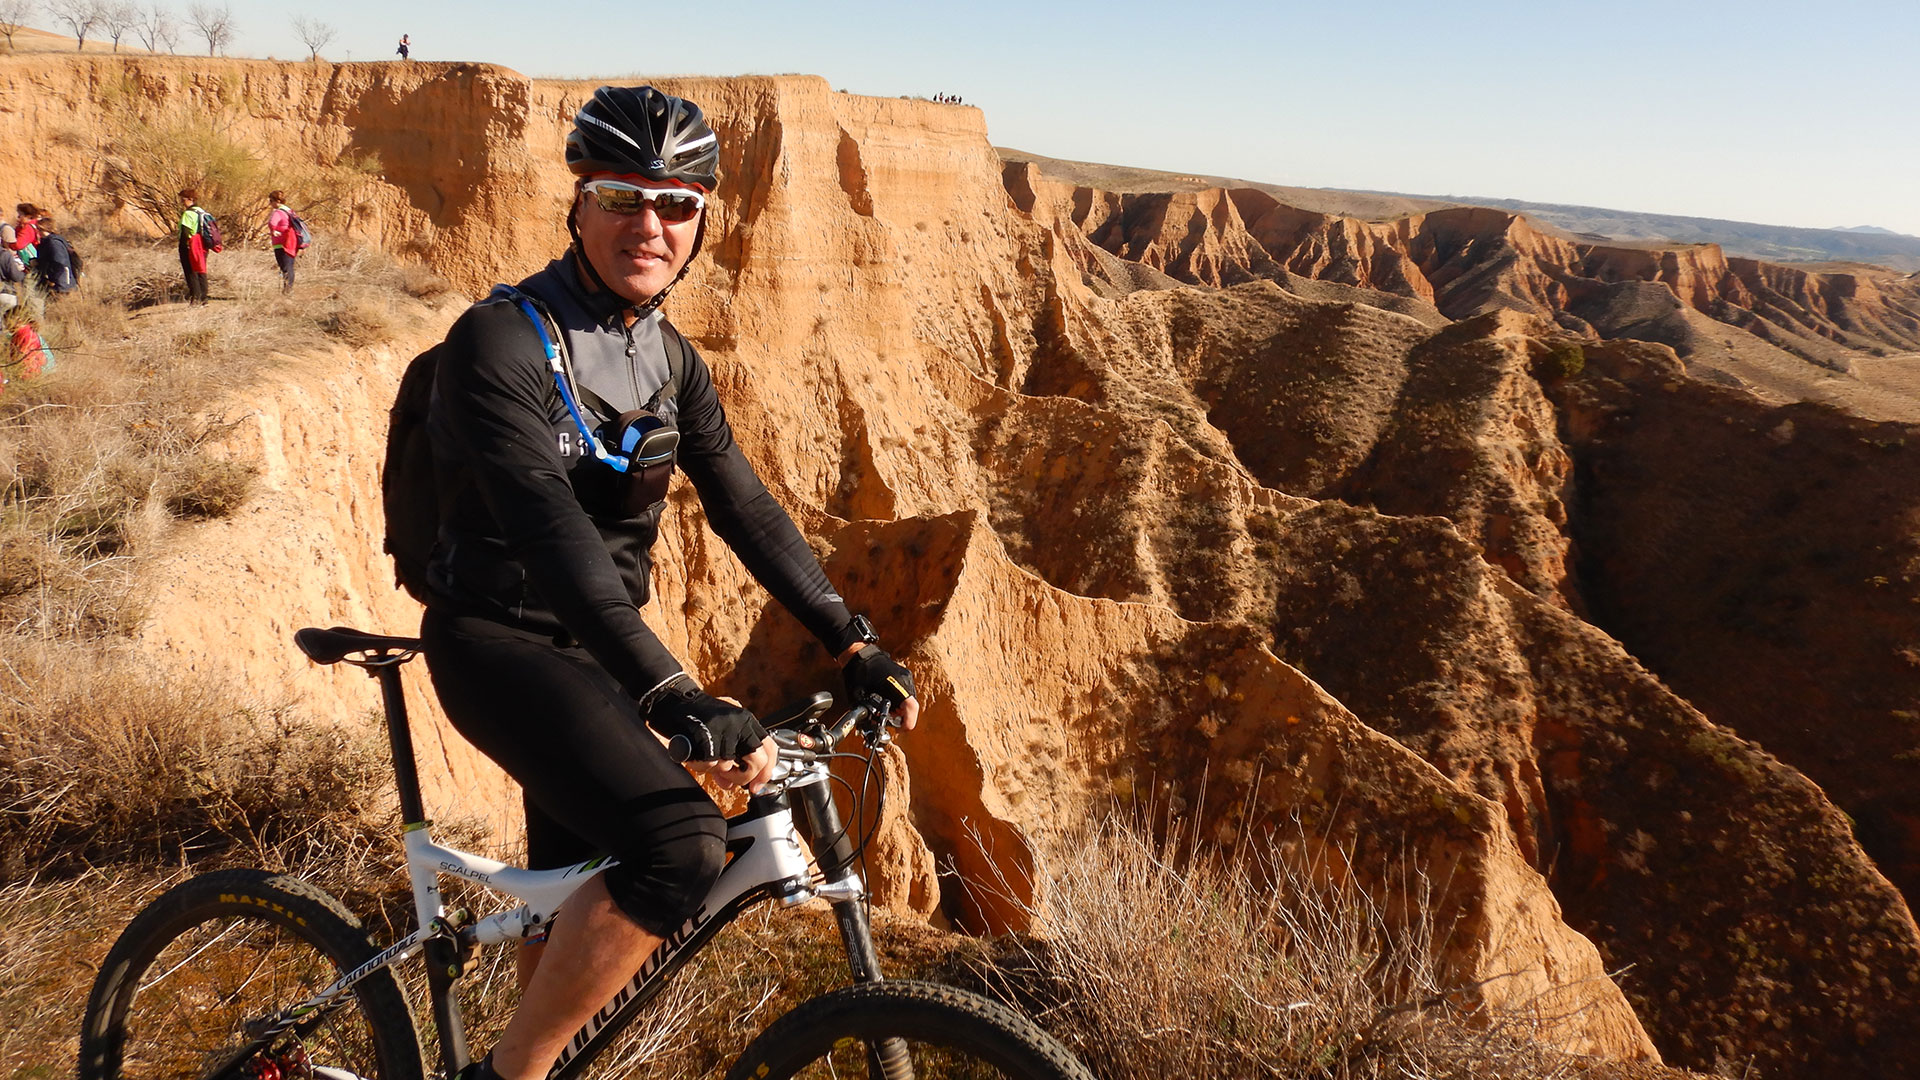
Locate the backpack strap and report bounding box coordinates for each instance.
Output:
[494,281,686,423]
[648,320,691,412]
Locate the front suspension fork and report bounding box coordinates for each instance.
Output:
[793,773,914,1079]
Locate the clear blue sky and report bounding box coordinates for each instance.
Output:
[131,0,1920,235]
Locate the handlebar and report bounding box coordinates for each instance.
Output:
[663,693,899,765]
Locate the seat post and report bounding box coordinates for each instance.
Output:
[371,661,429,826]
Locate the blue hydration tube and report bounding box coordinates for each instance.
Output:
[509,293,633,474]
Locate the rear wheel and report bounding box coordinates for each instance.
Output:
[79,868,423,1080]
[725,980,1093,1080]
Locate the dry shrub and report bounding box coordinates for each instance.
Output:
[0,639,395,882]
[162,453,255,519]
[321,293,400,346]
[40,287,127,346]
[964,812,1586,1080]
[401,263,456,301]
[83,80,383,244]
[171,324,221,356]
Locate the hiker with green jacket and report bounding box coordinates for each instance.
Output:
[177,189,219,305]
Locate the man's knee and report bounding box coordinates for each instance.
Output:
[602,820,727,936]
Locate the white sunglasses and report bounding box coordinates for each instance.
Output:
[582,180,706,223]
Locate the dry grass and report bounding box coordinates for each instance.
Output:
[432,901,880,1080]
[0,641,407,1076]
[0,864,184,1077]
[0,640,396,882]
[0,217,460,1072]
[957,810,1591,1080]
[1,217,453,639]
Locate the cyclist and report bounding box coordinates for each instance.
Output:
[418,86,918,1080]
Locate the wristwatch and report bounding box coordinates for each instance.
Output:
[838,614,880,653]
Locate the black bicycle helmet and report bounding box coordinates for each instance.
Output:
[566,86,719,192]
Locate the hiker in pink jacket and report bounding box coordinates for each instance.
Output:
[266,190,304,294]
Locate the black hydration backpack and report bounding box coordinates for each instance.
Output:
[381,289,691,603]
[35,233,79,293]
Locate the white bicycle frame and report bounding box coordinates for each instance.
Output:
[268,739,870,1078]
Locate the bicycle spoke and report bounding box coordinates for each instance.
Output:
[113,915,386,1078]
[136,917,247,993]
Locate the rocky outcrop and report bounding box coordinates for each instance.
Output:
[12,54,1920,1075]
[1014,170,1920,403]
[0,57,572,292]
[1544,340,1920,913]
[991,267,1920,1074]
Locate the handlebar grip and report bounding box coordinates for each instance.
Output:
[666,734,692,763]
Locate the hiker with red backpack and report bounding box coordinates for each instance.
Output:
[178,188,221,306]
[266,190,309,294]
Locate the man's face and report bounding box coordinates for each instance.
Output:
[574,175,703,305]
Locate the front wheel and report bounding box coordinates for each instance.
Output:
[725,980,1093,1080]
[79,868,424,1080]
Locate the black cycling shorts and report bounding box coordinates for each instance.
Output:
[420,609,726,937]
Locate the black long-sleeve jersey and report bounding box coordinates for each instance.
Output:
[422,256,856,699]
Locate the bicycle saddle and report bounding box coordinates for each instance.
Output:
[295,625,423,665]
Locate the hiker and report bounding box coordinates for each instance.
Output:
[177,189,218,306]
[31,214,79,296]
[0,218,22,285]
[266,190,305,293]
[396,34,409,59]
[10,205,40,267]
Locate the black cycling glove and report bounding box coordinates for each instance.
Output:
[843,646,916,710]
[641,674,769,762]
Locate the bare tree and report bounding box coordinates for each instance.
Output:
[100,0,136,49]
[47,0,104,50]
[131,1,171,51]
[153,2,175,51]
[289,14,333,60]
[0,0,38,51]
[183,0,229,55]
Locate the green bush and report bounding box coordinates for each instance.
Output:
[1537,342,1586,382]
[85,80,382,242]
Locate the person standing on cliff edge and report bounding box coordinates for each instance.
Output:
[396,33,409,59]
[177,190,217,306]
[413,86,919,1080]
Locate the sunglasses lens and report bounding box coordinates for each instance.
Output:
[589,183,703,222]
[591,183,647,215]
[651,192,702,223]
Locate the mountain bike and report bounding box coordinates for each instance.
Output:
[78,626,1092,1080]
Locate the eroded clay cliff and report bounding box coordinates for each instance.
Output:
[1009,163,1920,423]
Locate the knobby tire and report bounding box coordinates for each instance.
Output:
[725,980,1094,1080]
[79,868,424,1080]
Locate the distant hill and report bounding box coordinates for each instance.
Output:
[997,149,1920,272]
[1408,193,1920,271]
